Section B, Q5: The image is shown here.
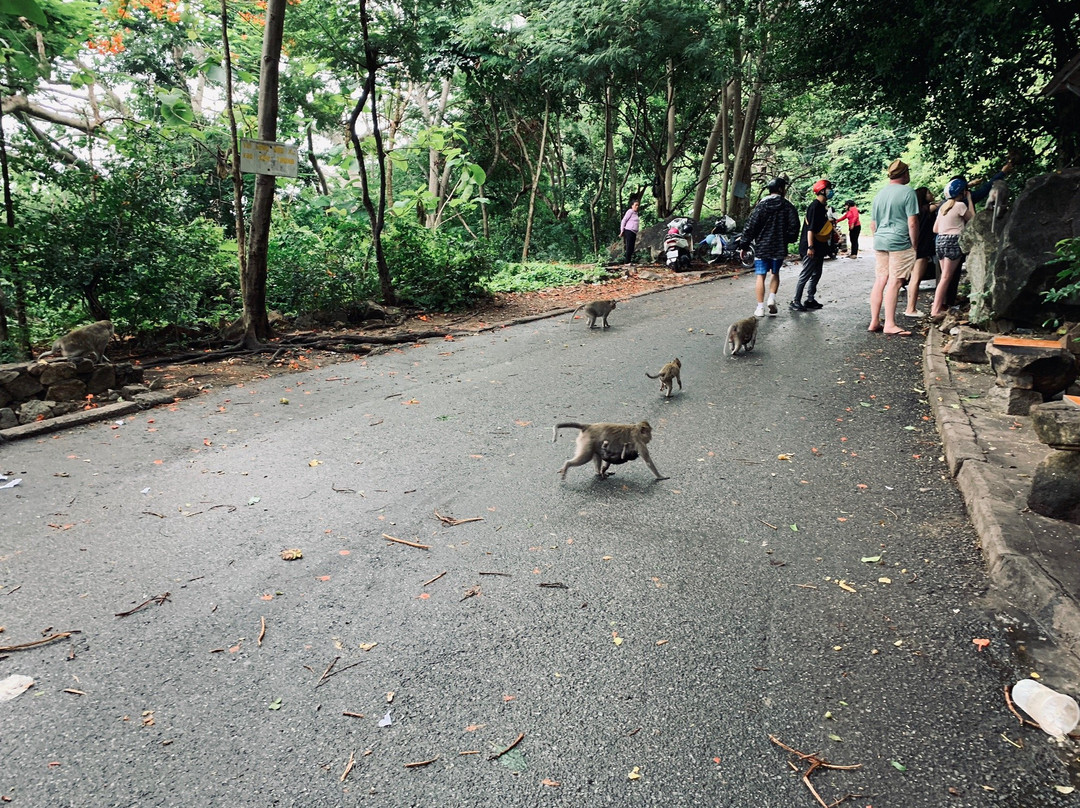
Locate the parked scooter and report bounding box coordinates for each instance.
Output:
[695,216,756,268]
[663,217,695,270]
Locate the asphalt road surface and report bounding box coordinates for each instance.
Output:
[2,259,1076,807]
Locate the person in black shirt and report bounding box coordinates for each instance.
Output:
[791,179,833,311]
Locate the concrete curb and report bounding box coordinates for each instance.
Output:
[925,328,1080,658]
[0,386,200,445]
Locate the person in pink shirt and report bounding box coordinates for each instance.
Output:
[619,199,641,264]
[930,178,974,321]
[835,200,861,258]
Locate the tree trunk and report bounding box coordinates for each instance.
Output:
[521,94,550,263]
[606,83,617,223]
[306,124,329,196]
[221,0,249,332]
[661,58,676,218]
[0,98,28,355]
[692,102,725,223]
[240,0,287,348]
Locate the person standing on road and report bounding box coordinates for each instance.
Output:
[739,177,800,317]
[930,178,974,322]
[903,186,938,319]
[791,179,833,311]
[620,199,641,265]
[868,159,919,336]
[835,200,861,258]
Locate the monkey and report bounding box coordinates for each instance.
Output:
[645,358,682,397]
[726,316,758,357]
[552,421,667,481]
[568,300,617,328]
[37,320,115,364]
[986,180,1009,234]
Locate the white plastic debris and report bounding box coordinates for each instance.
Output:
[0,675,35,702]
[0,478,22,490]
[378,710,392,727]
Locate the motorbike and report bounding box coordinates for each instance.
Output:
[662,217,696,270]
[695,216,756,269]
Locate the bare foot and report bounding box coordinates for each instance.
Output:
[868,324,883,332]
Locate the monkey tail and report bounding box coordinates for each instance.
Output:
[553,422,586,442]
[567,306,582,325]
[645,372,659,379]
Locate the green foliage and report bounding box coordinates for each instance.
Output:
[484,261,606,293]
[382,222,495,310]
[1043,238,1080,305]
[15,166,233,336]
[265,216,379,315]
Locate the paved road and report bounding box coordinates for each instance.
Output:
[2,259,1075,806]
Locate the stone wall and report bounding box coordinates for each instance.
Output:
[0,359,144,429]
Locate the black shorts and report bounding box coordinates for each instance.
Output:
[935,234,963,261]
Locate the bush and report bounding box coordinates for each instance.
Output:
[1043,237,1080,305]
[382,222,495,310]
[484,261,606,293]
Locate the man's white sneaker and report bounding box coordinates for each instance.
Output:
[754,303,766,317]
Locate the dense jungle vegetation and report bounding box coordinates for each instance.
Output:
[0,0,1077,357]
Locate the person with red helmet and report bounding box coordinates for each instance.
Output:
[791,178,833,311]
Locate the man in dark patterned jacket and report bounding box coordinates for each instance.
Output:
[739,177,800,317]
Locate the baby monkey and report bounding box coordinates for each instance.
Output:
[38,319,115,364]
[553,420,667,481]
[568,300,617,329]
[726,316,758,357]
[645,358,682,397]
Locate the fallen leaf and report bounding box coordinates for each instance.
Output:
[627,766,641,781]
[1054,786,1075,795]
[317,575,331,582]
[837,580,857,593]
[878,577,892,584]
[891,760,907,772]
[386,691,395,703]
[247,496,261,506]
[828,733,842,742]
[542,778,560,787]
[972,638,990,652]
[280,398,289,405]
[1030,671,1041,679]
[280,548,303,561]
[308,459,322,467]
[777,454,791,461]
[141,710,155,726]
[268,698,282,711]
[861,555,881,563]
[359,643,377,651]
[260,594,273,601]
[790,524,799,532]
[465,724,485,732]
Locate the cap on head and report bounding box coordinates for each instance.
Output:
[766,177,788,195]
[887,159,909,179]
[944,178,968,200]
[812,179,832,195]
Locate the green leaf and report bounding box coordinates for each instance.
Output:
[790,524,798,532]
[859,401,872,407]
[861,555,881,563]
[268,697,282,710]
[828,733,842,742]
[902,425,916,430]
[1,0,47,26]
[891,760,906,772]
[497,748,527,771]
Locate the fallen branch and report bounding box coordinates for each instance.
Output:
[769,735,862,808]
[0,631,75,652]
[115,591,171,617]
[758,518,778,530]
[1003,685,1040,728]
[316,656,339,686]
[340,751,356,782]
[404,756,440,768]
[342,711,365,719]
[382,533,430,550]
[258,616,266,647]
[316,659,364,689]
[423,571,447,587]
[489,732,524,761]
[435,510,484,527]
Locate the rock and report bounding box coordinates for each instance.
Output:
[72,357,96,373]
[38,361,77,386]
[113,363,143,387]
[985,340,1078,395]
[4,372,43,399]
[945,327,993,363]
[86,365,116,394]
[46,379,87,402]
[51,401,81,417]
[0,388,8,408]
[967,168,1080,326]
[17,399,55,424]
[985,385,1044,415]
[0,369,19,386]
[1031,401,1080,449]
[636,270,666,281]
[0,407,16,429]
[1064,323,1080,358]
[1027,450,1080,523]
[120,384,151,398]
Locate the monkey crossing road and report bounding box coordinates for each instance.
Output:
[2,260,1070,807]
